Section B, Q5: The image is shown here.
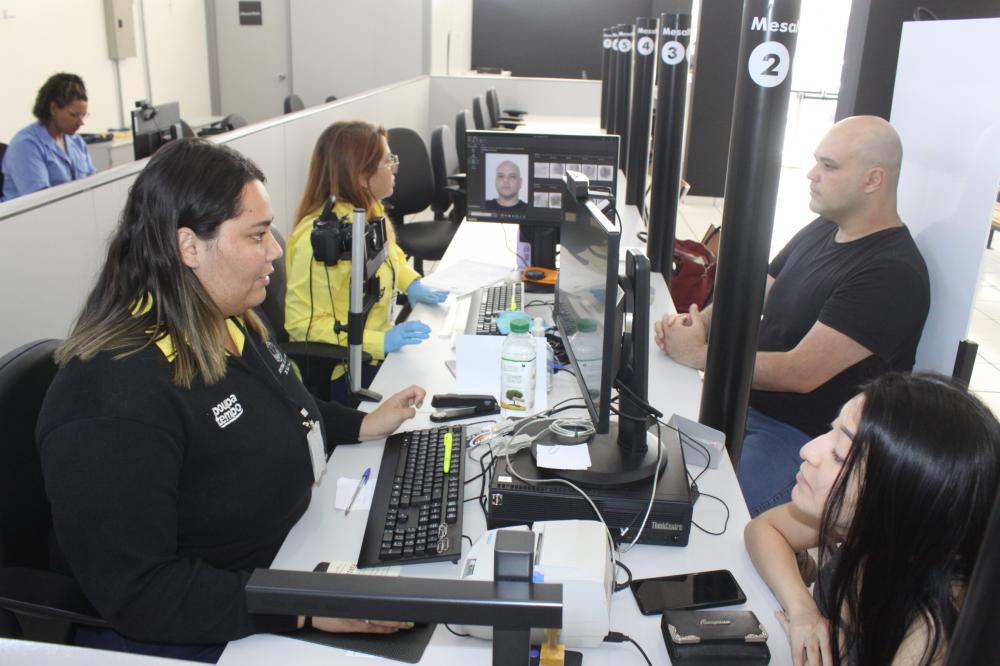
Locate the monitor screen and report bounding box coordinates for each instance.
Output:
[556,179,622,434]
[465,131,620,228]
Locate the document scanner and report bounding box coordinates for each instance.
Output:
[456,520,612,647]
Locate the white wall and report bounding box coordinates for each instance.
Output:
[0,0,211,141]
[429,0,473,75]
[290,0,428,107]
[891,18,1000,374]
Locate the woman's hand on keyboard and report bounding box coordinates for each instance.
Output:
[359,384,427,440]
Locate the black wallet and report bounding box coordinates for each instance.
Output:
[661,609,771,664]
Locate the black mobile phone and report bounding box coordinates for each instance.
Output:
[630,569,746,615]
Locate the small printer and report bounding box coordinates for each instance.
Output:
[456,520,612,647]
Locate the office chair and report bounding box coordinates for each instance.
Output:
[0,142,6,194]
[471,96,487,130]
[384,127,460,275]
[283,94,305,114]
[0,339,110,643]
[196,113,248,137]
[484,89,523,129]
[325,95,338,103]
[487,87,527,118]
[254,228,362,402]
[178,120,196,138]
[430,125,466,223]
[454,110,473,173]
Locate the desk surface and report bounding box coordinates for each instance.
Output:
[215,177,790,665]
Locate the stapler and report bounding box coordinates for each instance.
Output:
[430,394,500,422]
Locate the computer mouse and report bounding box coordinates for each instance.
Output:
[524,269,545,280]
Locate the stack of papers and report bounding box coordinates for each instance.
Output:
[420,260,514,296]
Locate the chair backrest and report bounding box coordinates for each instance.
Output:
[485,89,500,127]
[384,127,435,222]
[455,110,473,173]
[223,113,248,130]
[430,125,459,216]
[178,119,196,138]
[0,142,7,194]
[325,95,338,103]
[257,228,289,343]
[0,339,61,570]
[472,96,486,130]
[283,94,305,114]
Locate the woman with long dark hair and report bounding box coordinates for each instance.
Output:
[38,139,422,661]
[2,72,97,200]
[746,372,1000,665]
[285,120,446,403]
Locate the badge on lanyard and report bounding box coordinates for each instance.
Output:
[302,408,327,484]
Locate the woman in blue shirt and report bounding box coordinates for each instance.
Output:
[1,72,97,201]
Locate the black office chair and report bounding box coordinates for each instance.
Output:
[0,142,7,194]
[0,339,110,643]
[487,87,527,118]
[454,110,473,174]
[178,120,196,138]
[471,96,487,130]
[254,228,362,403]
[283,94,305,114]
[484,89,523,129]
[197,113,248,137]
[430,125,465,224]
[383,127,460,275]
[325,95,338,103]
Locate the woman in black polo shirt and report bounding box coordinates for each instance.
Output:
[37,139,420,661]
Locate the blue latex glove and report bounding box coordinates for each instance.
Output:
[407,280,449,307]
[384,320,432,353]
[496,309,530,335]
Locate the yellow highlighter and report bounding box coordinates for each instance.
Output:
[443,431,453,474]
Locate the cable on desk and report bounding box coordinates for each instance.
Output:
[613,560,633,593]
[604,632,653,666]
[444,624,471,638]
[461,534,474,549]
[657,418,731,536]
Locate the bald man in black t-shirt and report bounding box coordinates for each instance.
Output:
[654,116,929,516]
[483,159,528,213]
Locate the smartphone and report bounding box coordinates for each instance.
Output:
[630,569,746,615]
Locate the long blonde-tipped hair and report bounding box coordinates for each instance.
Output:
[294,120,395,241]
[56,139,268,388]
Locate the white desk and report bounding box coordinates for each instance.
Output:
[217,179,789,665]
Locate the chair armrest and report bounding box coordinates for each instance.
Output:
[280,341,372,364]
[504,109,527,117]
[0,567,109,631]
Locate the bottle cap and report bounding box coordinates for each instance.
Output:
[509,318,531,333]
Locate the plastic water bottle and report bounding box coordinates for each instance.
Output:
[530,317,554,393]
[570,318,602,398]
[500,318,536,411]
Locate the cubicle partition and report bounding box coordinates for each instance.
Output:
[0,75,598,355]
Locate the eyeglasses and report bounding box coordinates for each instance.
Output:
[382,153,400,173]
[66,110,90,121]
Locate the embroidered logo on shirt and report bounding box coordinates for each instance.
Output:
[212,393,244,428]
[264,341,291,375]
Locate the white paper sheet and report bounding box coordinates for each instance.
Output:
[419,260,514,295]
[536,444,593,470]
[335,476,376,511]
[454,335,548,413]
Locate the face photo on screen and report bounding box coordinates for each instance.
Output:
[484,153,529,211]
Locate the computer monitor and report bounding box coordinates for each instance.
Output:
[131,101,182,160]
[464,131,619,269]
[547,170,662,487]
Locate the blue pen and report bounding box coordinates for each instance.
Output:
[344,467,371,516]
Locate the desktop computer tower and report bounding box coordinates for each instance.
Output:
[486,427,693,546]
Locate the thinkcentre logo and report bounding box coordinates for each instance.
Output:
[212,394,243,428]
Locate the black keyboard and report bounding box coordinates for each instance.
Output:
[472,282,524,335]
[357,426,465,568]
